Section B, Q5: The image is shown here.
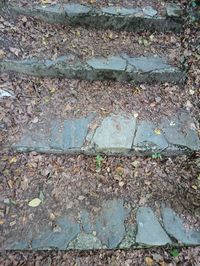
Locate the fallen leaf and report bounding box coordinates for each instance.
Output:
[0,219,5,225]
[10,157,17,164]
[41,0,52,4]
[145,256,154,266]
[0,49,6,58]
[9,47,21,56]
[154,128,161,135]
[119,181,125,187]
[28,198,41,207]
[191,185,198,190]
[115,166,124,176]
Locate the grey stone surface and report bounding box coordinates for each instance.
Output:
[67,232,103,250]
[0,88,14,98]
[65,4,91,17]
[162,207,200,245]
[133,120,169,152]
[160,111,200,152]
[13,122,51,152]
[6,3,183,32]
[142,6,157,17]
[91,114,136,154]
[0,55,185,84]
[81,199,129,249]
[125,56,173,72]
[12,111,200,156]
[87,56,126,71]
[50,114,94,151]
[136,207,172,246]
[31,215,80,250]
[166,4,183,18]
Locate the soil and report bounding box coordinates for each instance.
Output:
[0,0,200,264]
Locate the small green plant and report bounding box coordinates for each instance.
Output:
[95,155,104,172]
[170,248,180,257]
[151,153,162,159]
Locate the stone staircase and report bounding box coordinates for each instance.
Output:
[0,0,199,252]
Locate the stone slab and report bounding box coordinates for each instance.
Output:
[136,207,172,246]
[0,54,185,84]
[91,114,136,154]
[50,114,95,151]
[3,201,200,251]
[162,207,200,245]
[133,120,169,152]
[6,3,183,32]
[160,111,200,152]
[12,111,200,156]
[81,199,130,249]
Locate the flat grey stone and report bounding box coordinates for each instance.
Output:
[160,111,200,151]
[133,120,168,152]
[67,232,102,250]
[101,6,141,16]
[81,199,130,249]
[166,4,183,18]
[136,207,172,246]
[31,215,80,250]
[0,55,184,84]
[142,6,157,17]
[125,56,173,72]
[0,88,14,98]
[8,3,183,32]
[87,56,127,71]
[14,122,51,152]
[50,114,94,151]
[162,207,200,245]
[91,114,136,154]
[65,4,91,17]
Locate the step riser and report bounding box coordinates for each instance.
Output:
[0,55,185,84]
[1,3,184,32]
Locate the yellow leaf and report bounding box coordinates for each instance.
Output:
[145,257,154,266]
[191,185,198,190]
[10,157,17,164]
[41,0,52,4]
[28,198,41,207]
[0,219,5,225]
[115,166,124,176]
[0,49,6,58]
[154,128,161,135]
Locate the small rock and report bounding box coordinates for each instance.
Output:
[155,96,161,103]
[143,6,157,17]
[78,195,85,201]
[0,89,14,98]
[166,4,183,18]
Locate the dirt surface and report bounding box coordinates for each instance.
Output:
[0,247,200,265]
[0,0,200,264]
[0,150,200,246]
[0,14,183,63]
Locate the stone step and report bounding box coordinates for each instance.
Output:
[0,55,185,84]
[1,2,184,33]
[2,199,200,250]
[10,110,200,156]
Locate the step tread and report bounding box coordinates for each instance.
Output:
[0,54,185,84]
[2,200,200,250]
[11,110,200,156]
[2,2,184,32]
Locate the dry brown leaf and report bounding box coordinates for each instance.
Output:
[145,257,154,266]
